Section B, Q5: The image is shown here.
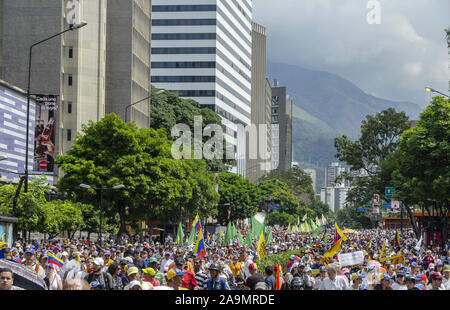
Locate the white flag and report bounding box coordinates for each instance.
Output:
[414,236,423,252]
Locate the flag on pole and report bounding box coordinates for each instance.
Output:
[257,230,266,260]
[316,216,321,227]
[323,239,343,259]
[224,222,233,245]
[176,223,184,247]
[321,214,327,225]
[237,231,244,246]
[0,234,7,259]
[302,214,307,222]
[275,264,282,290]
[188,224,196,245]
[266,230,273,245]
[245,230,252,246]
[394,230,401,248]
[334,223,348,242]
[48,252,64,268]
[194,229,206,259]
[193,214,202,231]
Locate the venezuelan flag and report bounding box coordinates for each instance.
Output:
[275,264,282,290]
[334,223,348,242]
[311,264,320,276]
[394,230,401,248]
[48,252,64,268]
[194,229,206,259]
[194,214,202,231]
[0,234,7,259]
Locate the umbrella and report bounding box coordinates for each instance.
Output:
[0,260,47,290]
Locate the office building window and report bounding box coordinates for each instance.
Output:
[68,75,73,86]
[67,129,72,141]
[152,5,217,12]
[68,47,73,59]
[68,102,72,114]
[152,19,216,26]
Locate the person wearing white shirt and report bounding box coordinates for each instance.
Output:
[160,253,173,274]
[442,265,450,290]
[319,263,349,290]
[391,275,407,290]
[314,267,328,290]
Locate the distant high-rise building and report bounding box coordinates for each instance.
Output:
[304,169,317,193]
[271,81,292,171]
[150,0,253,176]
[247,22,271,183]
[320,187,350,213]
[325,162,346,188]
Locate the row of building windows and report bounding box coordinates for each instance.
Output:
[152,61,216,69]
[152,5,217,12]
[151,76,216,83]
[151,47,216,54]
[152,19,216,26]
[152,33,216,40]
[173,90,216,97]
[218,0,251,36]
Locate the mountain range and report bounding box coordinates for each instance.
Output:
[266,61,424,192]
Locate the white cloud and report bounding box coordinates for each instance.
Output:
[253,0,449,105]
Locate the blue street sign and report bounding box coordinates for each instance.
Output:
[382,204,392,208]
[357,208,366,212]
[268,206,278,211]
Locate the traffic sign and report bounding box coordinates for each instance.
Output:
[382,203,392,208]
[39,161,48,170]
[357,208,366,212]
[385,187,394,199]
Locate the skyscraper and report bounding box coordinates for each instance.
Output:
[325,162,346,187]
[150,0,252,176]
[271,80,292,172]
[247,22,271,183]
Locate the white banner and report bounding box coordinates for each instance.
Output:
[337,251,365,267]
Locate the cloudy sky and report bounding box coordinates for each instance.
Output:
[253,0,449,107]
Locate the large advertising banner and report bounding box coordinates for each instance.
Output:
[33,95,58,173]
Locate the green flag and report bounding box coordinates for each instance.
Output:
[237,231,244,245]
[224,222,233,245]
[266,229,273,245]
[176,223,184,247]
[311,226,322,238]
[231,222,237,238]
[245,230,252,246]
[302,214,307,222]
[310,219,317,231]
[188,224,196,245]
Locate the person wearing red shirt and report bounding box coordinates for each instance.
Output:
[173,258,198,290]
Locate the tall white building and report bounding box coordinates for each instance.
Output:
[150,0,252,176]
[325,162,346,188]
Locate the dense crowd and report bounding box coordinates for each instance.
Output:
[0,227,449,290]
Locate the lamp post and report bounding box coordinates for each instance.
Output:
[79,183,125,246]
[24,22,88,193]
[125,90,165,126]
[425,87,450,98]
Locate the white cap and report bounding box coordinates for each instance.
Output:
[125,257,134,264]
[128,280,142,289]
[93,257,104,266]
[61,251,69,257]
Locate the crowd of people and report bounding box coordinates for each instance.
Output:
[0,227,449,291]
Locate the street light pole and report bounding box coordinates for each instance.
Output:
[425,87,450,98]
[25,22,87,193]
[80,183,124,247]
[125,90,165,125]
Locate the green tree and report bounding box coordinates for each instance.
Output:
[266,210,294,226]
[151,87,232,172]
[334,108,411,208]
[260,167,315,206]
[217,172,260,225]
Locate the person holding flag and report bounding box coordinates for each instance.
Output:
[334,223,348,243]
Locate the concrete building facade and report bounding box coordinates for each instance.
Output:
[106,0,152,128]
[271,81,292,172]
[247,22,271,183]
[0,0,152,181]
[150,0,253,176]
[320,186,350,213]
[325,162,346,187]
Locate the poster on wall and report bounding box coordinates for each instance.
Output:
[33,95,58,173]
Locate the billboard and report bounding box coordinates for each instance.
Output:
[33,95,58,173]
